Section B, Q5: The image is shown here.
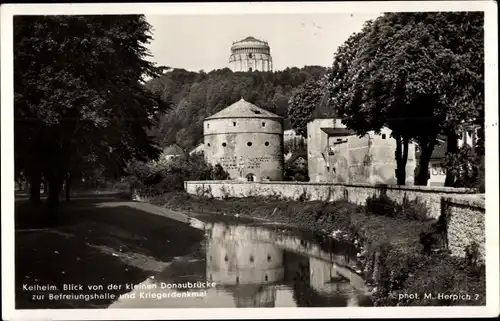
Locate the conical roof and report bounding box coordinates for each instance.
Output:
[205,98,282,120]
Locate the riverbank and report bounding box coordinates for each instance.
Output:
[149,191,486,306]
[15,197,204,309]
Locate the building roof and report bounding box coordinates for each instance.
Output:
[163,144,184,155]
[321,127,354,136]
[416,141,447,160]
[234,36,267,44]
[285,152,307,166]
[205,98,282,120]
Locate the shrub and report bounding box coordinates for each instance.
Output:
[123,153,228,195]
[465,242,481,268]
[444,145,483,190]
[365,193,430,221]
[399,194,430,221]
[365,194,398,217]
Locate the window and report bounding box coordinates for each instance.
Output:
[224,255,228,262]
[262,122,266,127]
[265,141,269,146]
[382,134,387,139]
[267,254,271,262]
[207,123,210,128]
[264,275,268,281]
[233,122,236,126]
[236,277,239,284]
[247,142,252,146]
[222,142,227,147]
[249,255,254,263]
[207,143,210,147]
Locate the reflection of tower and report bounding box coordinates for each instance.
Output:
[206,223,285,307]
[309,257,360,306]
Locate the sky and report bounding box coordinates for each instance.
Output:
[144,13,382,72]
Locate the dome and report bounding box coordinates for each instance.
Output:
[231,36,269,50]
[205,98,281,120]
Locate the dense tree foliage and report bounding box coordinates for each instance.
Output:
[146,66,328,150]
[284,137,307,155]
[444,145,484,191]
[287,74,336,137]
[14,15,167,218]
[328,12,484,185]
[124,153,229,195]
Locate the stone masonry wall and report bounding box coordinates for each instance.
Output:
[443,196,485,260]
[184,181,476,220]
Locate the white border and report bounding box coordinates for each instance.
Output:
[1,1,498,320]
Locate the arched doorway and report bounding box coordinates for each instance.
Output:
[246,173,256,182]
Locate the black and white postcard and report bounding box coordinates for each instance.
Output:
[1,1,498,320]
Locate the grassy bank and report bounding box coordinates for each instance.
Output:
[148,191,486,307]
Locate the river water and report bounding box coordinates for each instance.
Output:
[109,214,373,308]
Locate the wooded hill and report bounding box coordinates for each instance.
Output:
[145,66,328,150]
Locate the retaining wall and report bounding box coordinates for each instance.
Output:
[184,180,477,220]
[442,196,486,260]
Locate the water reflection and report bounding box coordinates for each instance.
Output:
[109,221,372,308]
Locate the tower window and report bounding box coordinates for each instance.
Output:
[262,122,266,127]
[207,124,209,128]
[382,134,387,139]
[207,143,210,147]
[233,122,236,126]
[264,275,268,281]
[222,142,227,147]
[249,255,254,263]
[265,142,269,146]
[247,142,252,146]
[224,255,228,262]
[267,254,271,262]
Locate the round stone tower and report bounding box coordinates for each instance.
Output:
[229,36,273,72]
[203,98,284,181]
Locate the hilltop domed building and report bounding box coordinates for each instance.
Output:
[203,98,284,181]
[229,36,273,72]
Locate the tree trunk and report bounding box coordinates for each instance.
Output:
[42,180,48,195]
[28,173,41,203]
[415,138,436,186]
[444,130,459,186]
[46,176,63,225]
[394,134,409,185]
[65,173,71,201]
